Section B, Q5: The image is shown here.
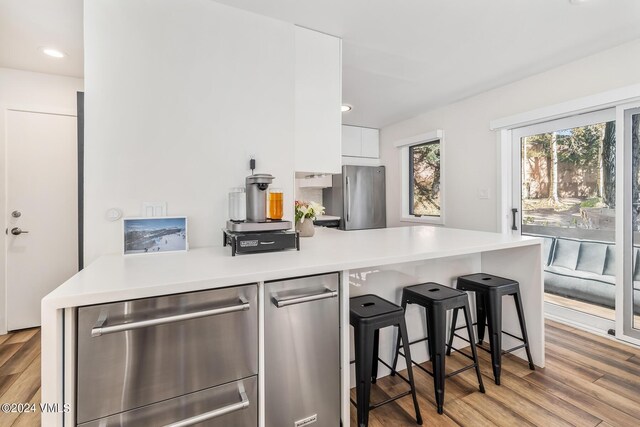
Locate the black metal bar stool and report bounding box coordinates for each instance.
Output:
[350,294,422,427]
[391,283,484,415]
[448,273,535,385]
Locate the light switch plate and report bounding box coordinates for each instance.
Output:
[142,202,167,217]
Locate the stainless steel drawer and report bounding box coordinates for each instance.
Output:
[265,273,340,427]
[76,285,258,424]
[78,376,257,427]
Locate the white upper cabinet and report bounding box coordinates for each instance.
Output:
[361,127,380,158]
[341,125,361,157]
[341,125,380,159]
[294,27,342,174]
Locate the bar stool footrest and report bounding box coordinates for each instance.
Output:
[502,343,528,354]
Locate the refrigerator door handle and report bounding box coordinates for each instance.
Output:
[346,176,351,222]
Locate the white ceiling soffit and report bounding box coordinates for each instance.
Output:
[0,0,84,78]
[3,0,640,128]
[213,0,640,128]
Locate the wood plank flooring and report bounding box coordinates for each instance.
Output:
[350,320,640,427]
[0,321,638,426]
[0,329,40,427]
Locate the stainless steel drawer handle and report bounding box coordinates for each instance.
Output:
[163,390,249,427]
[274,289,338,308]
[91,297,250,337]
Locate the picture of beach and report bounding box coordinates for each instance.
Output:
[123,217,188,255]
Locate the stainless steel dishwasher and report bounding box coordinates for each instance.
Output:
[265,273,340,427]
[76,284,258,426]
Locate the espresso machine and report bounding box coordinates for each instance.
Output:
[223,163,298,255]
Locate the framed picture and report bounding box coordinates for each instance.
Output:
[123,216,188,255]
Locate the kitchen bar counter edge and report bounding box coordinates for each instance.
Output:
[41,226,543,426]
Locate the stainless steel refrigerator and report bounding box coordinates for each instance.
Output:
[323,165,386,230]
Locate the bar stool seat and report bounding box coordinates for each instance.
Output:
[350,294,422,427]
[449,273,535,385]
[392,283,485,414]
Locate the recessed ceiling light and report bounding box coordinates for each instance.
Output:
[569,0,587,4]
[341,104,352,112]
[39,47,66,58]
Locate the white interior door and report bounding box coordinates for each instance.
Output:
[6,109,78,331]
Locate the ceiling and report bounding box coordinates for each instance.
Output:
[2,1,640,128]
[0,0,83,79]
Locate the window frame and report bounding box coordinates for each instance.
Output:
[396,129,445,225]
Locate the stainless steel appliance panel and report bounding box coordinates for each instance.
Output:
[76,285,258,424]
[323,165,386,230]
[343,165,386,230]
[265,273,340,427]
[78,376,257,427]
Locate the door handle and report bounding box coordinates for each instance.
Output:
[91,298,249,337]
[163,388,249,427]
[9,227,29,236]
[511,208,518,231]
[346,176,351,222]
[273,289,338,308]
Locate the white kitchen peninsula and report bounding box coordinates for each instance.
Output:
[41,226,543,426]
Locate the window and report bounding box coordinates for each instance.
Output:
[397,130,444,224]
[409,141,441,217]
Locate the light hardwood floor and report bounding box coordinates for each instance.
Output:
[0,321,639,426]
[350,320,640,426]
[545,293,640,326]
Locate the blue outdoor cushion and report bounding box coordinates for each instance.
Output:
[603,245,615,277]
[576,242,607,275]
[552,238,580,270]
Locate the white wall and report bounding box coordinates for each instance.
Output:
[84,0,296,264]
[0,67,83,333]
[381,39,640,231]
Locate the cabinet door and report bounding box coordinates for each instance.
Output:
[295,27,342,173]
[265,273,340,427]
[341,125,361,157]
[361,127,379,158]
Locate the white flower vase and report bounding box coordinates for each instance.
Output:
[296,219,315,237]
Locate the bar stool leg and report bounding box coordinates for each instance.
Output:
[391,296,408,375]
[513,291,535,370]
[475,291,486,345]
[399,318,423,425]
[371,329,379,383]
[463,302,485,393]
[486,291,503,385]
[445,307,459,356]
[354,326,375,427]
[427,305,446,414]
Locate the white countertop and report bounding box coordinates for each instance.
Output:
[43,226,541,309]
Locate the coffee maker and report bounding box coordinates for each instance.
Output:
[223,162,298,255]
[245,173,273,222]
[226,171,291,232]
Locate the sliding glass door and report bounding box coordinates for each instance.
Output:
[511,110,617,331]
[619,104,640,343]
[509,103,640,344]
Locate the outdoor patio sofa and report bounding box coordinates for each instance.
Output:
[537,235,640,311]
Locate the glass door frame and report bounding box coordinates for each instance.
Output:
[616,102,640,345]
[510,108,616,334]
